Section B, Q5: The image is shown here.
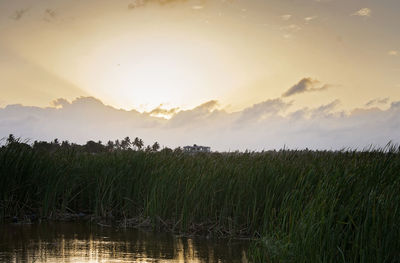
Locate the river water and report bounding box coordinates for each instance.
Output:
[0,223,249,263]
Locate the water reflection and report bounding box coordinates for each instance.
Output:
[0,223,249,262]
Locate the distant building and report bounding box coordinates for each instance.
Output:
[183,144,211,153]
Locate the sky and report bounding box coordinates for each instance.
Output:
[1,0,400,150]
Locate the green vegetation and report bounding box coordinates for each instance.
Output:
[1,135,399,262]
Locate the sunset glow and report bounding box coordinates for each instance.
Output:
[0,0,400,150]
[1,2,400,261]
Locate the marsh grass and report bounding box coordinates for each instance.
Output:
[1,143,399,262]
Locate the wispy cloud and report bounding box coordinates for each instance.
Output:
[280,24,302,39]
[304,16,318,22]
[282,78,330,97]
[281,14,292,21]
[11,8,29,21]
[352,8,372,17]
[365,97,390,107]
[281,24,302,32]
[388,50,399,56]
[128,0,202,10]
[44,9,57,22]
[128,0,147,9]
[192,5,204,10]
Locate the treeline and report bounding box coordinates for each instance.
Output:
[2,134,180,154]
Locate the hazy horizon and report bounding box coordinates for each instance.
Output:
[1,95,399,151]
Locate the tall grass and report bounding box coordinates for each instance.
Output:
[0,144,399,262]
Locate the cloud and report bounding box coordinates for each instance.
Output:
[365,98,390,107]
[236,99,290,124]
[128,1,147,9]
[45,9,56,17]
[310,100,340,118]
[281,24,302,32]
[128,0,200,10]
[195,100,219,111]
[166,100,220,127]
[280,24,302,39]
[1,96,399,151]
[192,5,204,10]
[281,14,292,21]
[11,8,29,20]
[352,8,372,17]
[282,78,330,97]
[388,50,399,56]
[52,98,70,108]
[42,9,58,22]
[304,16,318,22]
[148,105,180,117]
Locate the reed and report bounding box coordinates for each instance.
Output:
[1,143,399,262]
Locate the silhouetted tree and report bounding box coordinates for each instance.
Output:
[120,136,131,150]
[5,135,165,154]
[173,147,183,154]
[52,138,60,145]
[106,140,115,152]
[151,142,160,152]
[61,140,70,148]
[84,140,105,153]
[133,137,144,151]
[161,147,173,154]
[6,134,16,145]
[115,139,121,150]
[33,141,57,152]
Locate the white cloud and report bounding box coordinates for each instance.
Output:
[281,24,302,38]
[281,24,302,32]
[281,14,292,21]
[1,96,399,151]
[192,5,204,10]
[304,16,318,22]
[352,8,372,17]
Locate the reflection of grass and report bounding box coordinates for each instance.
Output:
[1,144,399,262]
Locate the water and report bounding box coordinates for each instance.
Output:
[0,223,249,263]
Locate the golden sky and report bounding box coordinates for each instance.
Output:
[1,0,399,113]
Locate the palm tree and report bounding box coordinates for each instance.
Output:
[52,138,59,145]
[6,134,15,145]
[120,136,131,150]
[139,138,144,150]
[133,137,144,151]
[151,142,160,152]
